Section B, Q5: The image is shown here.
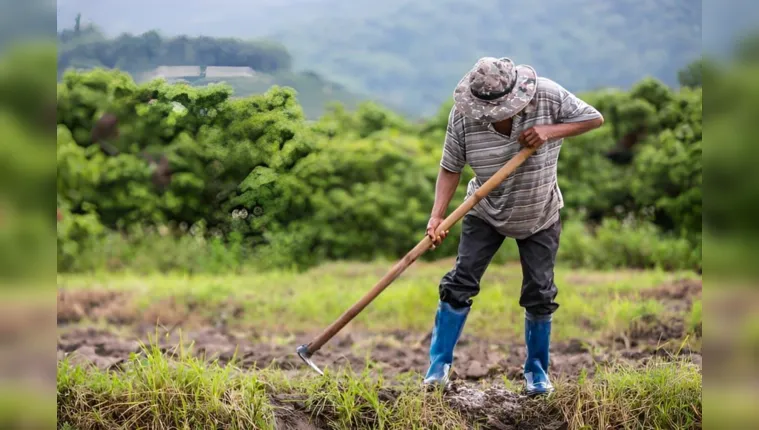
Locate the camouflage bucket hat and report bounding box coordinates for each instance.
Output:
[453,57,537,122]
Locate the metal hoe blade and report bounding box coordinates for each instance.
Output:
[296,344,324,375]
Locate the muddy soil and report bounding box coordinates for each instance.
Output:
[58,323,699,384]
[57,280,702,383]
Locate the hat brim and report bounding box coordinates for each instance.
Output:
[453,64,538,122]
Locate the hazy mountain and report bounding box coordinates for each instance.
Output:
[51,0,737,116]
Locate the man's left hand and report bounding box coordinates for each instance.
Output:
[519,125,553,149]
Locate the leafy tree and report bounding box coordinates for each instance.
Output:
[52,63,702,271]
[678,58,703,88]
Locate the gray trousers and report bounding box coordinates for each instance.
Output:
[439,214,561,316]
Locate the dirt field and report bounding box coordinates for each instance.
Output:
[56,265,702,429]
[57,277,701,377]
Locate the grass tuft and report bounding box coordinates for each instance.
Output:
[57,345,276,429]
[57,342,701,429]
[548,359,702,430]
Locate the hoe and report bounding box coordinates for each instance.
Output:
[297,146,537,375]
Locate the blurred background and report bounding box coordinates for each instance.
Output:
[0,0,755,428]
[50,0,711,272]
[1,0,57,428]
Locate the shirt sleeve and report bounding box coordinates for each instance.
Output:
[553,83,603,123]
[439,106,466,173]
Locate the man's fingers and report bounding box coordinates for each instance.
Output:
[520,130,535,145]
[427,223,450,249]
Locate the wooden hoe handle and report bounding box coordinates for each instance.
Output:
[303,146,537,354]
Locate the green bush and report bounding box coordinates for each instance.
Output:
[59,221,251,275]
[559,217,699,271]
[47,59,702,273]
[0,43,56,281]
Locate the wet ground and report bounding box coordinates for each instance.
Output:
[57,279,702,429]
[57,279,702,383]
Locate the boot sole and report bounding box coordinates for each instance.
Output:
[422,377,450,389]
[525,387,554,397]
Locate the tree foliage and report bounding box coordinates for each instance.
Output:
[54,63,702,272]
[57,24,292,76]
[57,67,310,232]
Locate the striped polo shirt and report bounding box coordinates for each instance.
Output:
[440,77,602,239]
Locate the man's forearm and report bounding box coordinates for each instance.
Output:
[431,167,461,218]
[547,117,604,139]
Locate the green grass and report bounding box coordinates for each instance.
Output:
[550,361,702,429]
[704,387,759,430]
[57,260,700,342]
[57,263,702,428]
[0,386,57,429]
[57,342,702,430]
[689,299,702,335]
[57,345,277,429]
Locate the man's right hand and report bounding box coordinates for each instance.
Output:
[426,216,449,249]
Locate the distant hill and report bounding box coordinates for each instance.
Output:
[155,68,366,119]
[56,25,371,119]
[54,0,715,116]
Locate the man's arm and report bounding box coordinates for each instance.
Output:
[520,82,604,147]
[428,107,466,248]
[549,115,604,138]
[520,116,604,147]
[427,167,461,247]
[430,167,461,219]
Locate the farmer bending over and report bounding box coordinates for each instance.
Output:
[425,57,604,396]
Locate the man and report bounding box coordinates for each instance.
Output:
[424,57,604,396]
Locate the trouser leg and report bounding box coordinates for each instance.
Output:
[516,218,561,316]
[439,214,506,308]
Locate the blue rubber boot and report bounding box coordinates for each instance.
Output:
[524,312,554,396]
[423,301,470,386]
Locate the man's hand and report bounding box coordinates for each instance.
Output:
[519,125,553,149]
[426,216,449,250]
[519,118,605,148]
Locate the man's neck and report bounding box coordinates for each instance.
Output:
[492,117,513,136]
